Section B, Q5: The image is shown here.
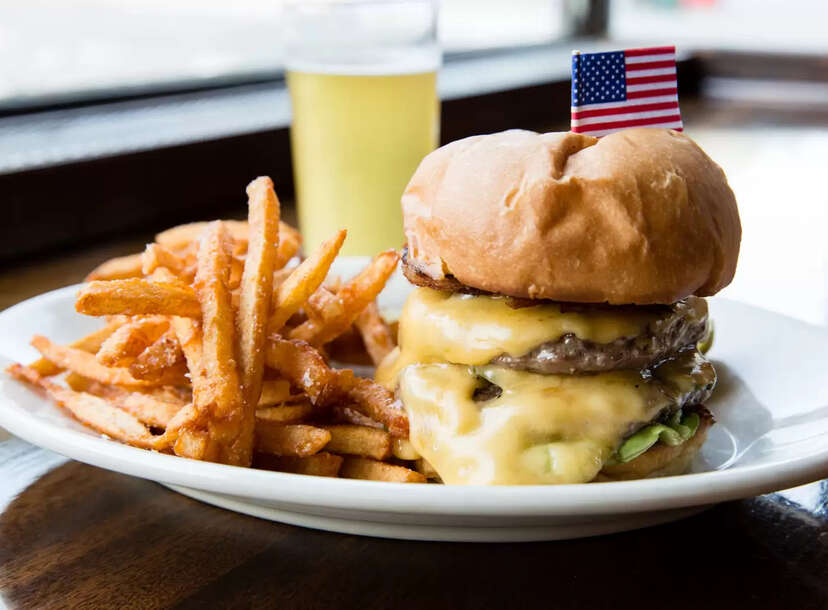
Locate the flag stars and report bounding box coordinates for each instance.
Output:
[571,50,627,106]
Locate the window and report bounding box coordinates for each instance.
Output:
[0,0,568,110]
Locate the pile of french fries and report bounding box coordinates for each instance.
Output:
[8,176,428,483]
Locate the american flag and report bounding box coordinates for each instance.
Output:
[570,46,682,137]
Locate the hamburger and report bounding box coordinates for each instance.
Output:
[376,128,741,485]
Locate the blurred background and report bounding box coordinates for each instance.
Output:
[0,0,826,327]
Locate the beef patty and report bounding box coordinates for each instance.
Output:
[403,252,709,374]
[492,297,708,374]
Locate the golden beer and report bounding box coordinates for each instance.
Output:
[288,69,439,255]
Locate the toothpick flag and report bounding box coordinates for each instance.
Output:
[570,46,682,137]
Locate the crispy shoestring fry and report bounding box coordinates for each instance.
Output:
[191,221,248,465]
[346,377,409,438]
[155,219,300,258]
[155,220,250,249]
[255,402,314,423]
[264,337,349,406]
[268,229,346,334]
[331,404,385,429]
[237,176,280,410]
[31,335,153,388]
[141,243,191,279]
[255,422,331,457]
[339,456,426,483]
[96,316,170,367]
[289,249,400,347]
[66,372,191,406]
[10,176,423,482]
[304,286,343,323]
[29,320,124,377]
[257,379,293,406]
[128,331,185,381]
[322,424,391,460]
[65,373,185,428]
[8,364,158,449]
[254,452,343,477]
[193,222,244,418]
[76,280,200,318]
[355,301,395,366]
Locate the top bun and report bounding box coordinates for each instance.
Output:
[402,128,741,304]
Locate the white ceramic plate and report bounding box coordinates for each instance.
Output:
[1,258,827,542]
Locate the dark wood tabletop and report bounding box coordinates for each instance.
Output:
[0,437,826,609]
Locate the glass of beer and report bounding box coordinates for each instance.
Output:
[283,0,440,255]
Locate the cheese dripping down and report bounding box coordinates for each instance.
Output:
[376,288,712,485]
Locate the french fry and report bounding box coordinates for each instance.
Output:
[76,280,201,318]
[155,219,300,258]
[193,222,244,419]
[96,316,169,367]
[322,424,391,460]
[85,253,143,281]
[155,220,250,249]
[339,456,426,483]
[274,224,301,269]
[159,318,212,457]
[15,184,422,481]
[29,320,124,377]
[355,301,395,366]
[256,403,313,423]
[304,286,344,323]
[66,372,191,407]
[7,364,157,449]
[152,401,200,451]
[30,335,152,388]
[268,229,346,334]
[192,221,248,465]
[254,452,343,477]
[264,337,346,406]
[128,331,185,381]
[346,377,409,437]
[289,249,400,346]
[391,438,420,461]
[171,317,206,394]
[147,266,189,285]
[258,378,293,406]
[237,176,280,407]
[254,422,331,457]
[330,404,385,428]
[324,276,342,293]
[174,428,220,461]
[141,243,191,279]
[64,373,184,428]
[143,384,191,406]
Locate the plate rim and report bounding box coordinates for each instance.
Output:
[1,280,828,518]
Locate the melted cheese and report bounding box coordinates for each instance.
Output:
[375,288,657,387]
[374,288,707,485]
[399,363,671,485]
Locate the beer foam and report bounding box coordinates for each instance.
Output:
[285,46,441,76]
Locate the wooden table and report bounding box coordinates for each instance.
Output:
[1,126,827,608]
[1,437,826,608]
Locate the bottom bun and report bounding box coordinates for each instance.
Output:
[594,407,713,482]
